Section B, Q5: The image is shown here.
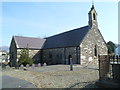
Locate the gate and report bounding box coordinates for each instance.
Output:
[99,55,120,83]
[98,55,110,80]
[110,55,120,83]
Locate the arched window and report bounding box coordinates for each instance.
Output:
[94,45,97,57]
[93,13,96,20]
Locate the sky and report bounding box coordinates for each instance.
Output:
[1,1,118,47]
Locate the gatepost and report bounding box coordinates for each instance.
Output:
[70,56,73,71]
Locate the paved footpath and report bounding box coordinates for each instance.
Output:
[2,75,36,88]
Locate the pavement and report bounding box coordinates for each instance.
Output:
[2,75,36,88]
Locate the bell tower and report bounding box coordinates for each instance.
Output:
[88,4,98,28]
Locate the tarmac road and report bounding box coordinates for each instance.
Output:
[2,75,36,88]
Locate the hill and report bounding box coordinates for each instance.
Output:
[0,46,9,52]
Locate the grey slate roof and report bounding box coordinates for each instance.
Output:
[13,25,90,49]
[14,36,46,49]
[43,25,90,49]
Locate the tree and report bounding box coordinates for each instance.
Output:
[18,48,33,66]
[107,41,116,55]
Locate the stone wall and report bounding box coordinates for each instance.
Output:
[9,38,17,67]
[10,37,41,67]
[17,49,41,64]
[80,27,108,65]
[42,47,80,65]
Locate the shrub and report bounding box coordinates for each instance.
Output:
[107,41,116,55]
[18,48,33,66]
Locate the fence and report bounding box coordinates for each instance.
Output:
[110,55,120,64]
[98,55,120,83]
[110,55,120,83]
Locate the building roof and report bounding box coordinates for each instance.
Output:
[43,25,90,49]
[14,36,46,49]
[12,25,90,50]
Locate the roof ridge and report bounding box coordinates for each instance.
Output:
[45,25,89,39]
[43,25,90,49]
[13,36,46,49]
[14,36,46,40]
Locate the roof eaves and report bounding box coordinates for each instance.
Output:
[14,36,19,48]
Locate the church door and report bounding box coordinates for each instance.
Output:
[68,55,72,65]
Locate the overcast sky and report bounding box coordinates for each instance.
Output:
[2,1,118,46]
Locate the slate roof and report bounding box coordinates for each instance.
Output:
[43,25,91,49]
[13,26,90,49]
[14,36,46,49]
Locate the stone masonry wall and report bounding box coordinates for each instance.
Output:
[9,38,17,67]
[42,47,80,65]
[80,27,108,65]
[17,49,41,64]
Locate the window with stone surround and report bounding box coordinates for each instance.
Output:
[57,54,59,59]
[60,54,62,59]
[93,13,96,20]
[49,52,52,58]
[11,52,14,58]
[94,45,97,57]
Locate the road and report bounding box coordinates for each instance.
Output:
[2,75,36,88]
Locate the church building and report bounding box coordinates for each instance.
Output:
[9,5,108,66]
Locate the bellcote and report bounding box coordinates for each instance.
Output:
[88,5,98,27]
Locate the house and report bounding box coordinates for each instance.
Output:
[0,50,2,63]
[0,50,9,64]
[9,5,108,66]
[114,44,120,56]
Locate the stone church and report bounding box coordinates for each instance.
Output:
[9,5,108,67]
